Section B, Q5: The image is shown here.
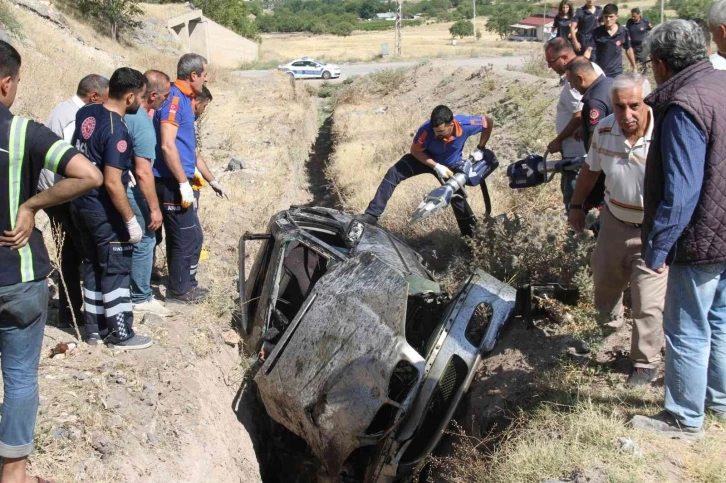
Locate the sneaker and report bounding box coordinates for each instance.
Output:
[133,298,171,317]
[166,287,208,304]
[629,411,704,441]
[109,334,153,351]
[626,367,658,387]
[86,332,103,346]
[354,213,378,225]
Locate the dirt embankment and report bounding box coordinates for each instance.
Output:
[1,3,319,481]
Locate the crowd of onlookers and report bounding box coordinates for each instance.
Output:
[1,1,726,481]
[0,40,228,480]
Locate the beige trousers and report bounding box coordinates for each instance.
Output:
[591,206,668,368]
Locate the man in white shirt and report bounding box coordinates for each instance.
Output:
[710,0,726,70]
[544,38,604,208]
[41,74,108,328]
[568,73,667,387]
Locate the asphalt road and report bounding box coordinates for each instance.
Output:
[233,55,528,83]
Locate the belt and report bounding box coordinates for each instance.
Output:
[615,217,642,229]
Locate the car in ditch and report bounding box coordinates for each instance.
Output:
[277,57,342,80]
[238,206,516,482]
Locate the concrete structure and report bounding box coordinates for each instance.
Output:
[509,15,554,42]
[167,10,259,68]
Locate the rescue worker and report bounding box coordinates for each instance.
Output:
[626,8,652,73]
[586,4,637,78]
[571,0,603,59]
[71,67,153,349]
[41,74,108,327]
[566,56,614,151]
[568,73,666,386]
[358,105,493,238]
[154,54,208,303]
[544,38,604,209]
[126,70,170,316]
[0,40,102,483]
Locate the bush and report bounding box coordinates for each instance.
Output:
[368,68,407,93]
[76,0,142,41]
[450,19,474,38]
[0,0,22,37]
[329,21,354,36]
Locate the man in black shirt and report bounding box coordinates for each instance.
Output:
[0,40,101,483]
[71,67,152,350]
[586,4,637,77]
[626,8,652,71]
[572,0,603,60]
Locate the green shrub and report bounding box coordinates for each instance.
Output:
[450,19,474,38]
[368,68,407,93]
[0,0,22,37]
[329,21,354,36]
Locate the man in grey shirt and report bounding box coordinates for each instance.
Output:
[41,74,108,327]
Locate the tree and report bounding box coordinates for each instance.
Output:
[672,0,714,20]
[450,19,474,38]
[329,21,354,36]
[485,3,537,39]
[196,0,259,40]
[78,0,143,42]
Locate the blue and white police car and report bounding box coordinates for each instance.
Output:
[277,57,341,80]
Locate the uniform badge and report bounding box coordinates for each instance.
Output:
[590,109,600,125]
[117,140,128,153]
[616,40,622,46]
[81,117,96,140]
[169,102,178,114]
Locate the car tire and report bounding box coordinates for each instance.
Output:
[288,72,296,80]
[322,70,331,80]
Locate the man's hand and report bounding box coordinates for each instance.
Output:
[573,125,583,141]
[209,180,229,200]
[148,208,163,231]
[0,205,35,249]
[469,148,485,162]
[126,216,143,244]
[568,207,586,232]
[433,163,454,180]
[547,138,563,154]
[179,181,194,209]
[573,41,581,52]
[654,265,667,274]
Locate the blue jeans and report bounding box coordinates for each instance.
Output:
[127,185,155,304]
[0,280,48,458]
[664,262,726,428]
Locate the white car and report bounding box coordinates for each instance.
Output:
[277,57,341,80]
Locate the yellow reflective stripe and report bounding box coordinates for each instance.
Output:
[8,116,34,282]
[44,139,72,172]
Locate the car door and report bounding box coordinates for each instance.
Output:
[307,61,324,78]
[290,61,307,78]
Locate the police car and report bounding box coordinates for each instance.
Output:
[277,57,341,80]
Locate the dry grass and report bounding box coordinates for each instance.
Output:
[259,20,539,64]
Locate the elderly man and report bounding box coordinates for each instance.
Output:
[154,54,208,303]
[630,20,726,439]
[568,73,666,386]
[545,38,604,208]
[710,0,726,70]
[126,70,170,316]
[41,74,108,328]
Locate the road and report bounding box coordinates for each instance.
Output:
[233,55,528,83]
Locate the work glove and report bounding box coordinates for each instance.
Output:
[179,181,194,209]
[469,148,485,162]
[191,169,206,191]
[209,180,229,200]
[433,163,454,180]
[128,171,137,188]
[126,216,143,244]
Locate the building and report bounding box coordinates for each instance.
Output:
[509,14,554,42]
[374,12,398,21]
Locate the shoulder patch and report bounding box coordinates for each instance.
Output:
[117,140,128,153]
[168,96,180,123]
[589,109,601,125]
[81,117,96,140]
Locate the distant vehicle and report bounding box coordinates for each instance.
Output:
[277,57,341,80]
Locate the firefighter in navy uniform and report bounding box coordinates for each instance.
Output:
[70,67,153,350]
[0,41,101,483]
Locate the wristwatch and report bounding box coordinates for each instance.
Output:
[568,203,583,211]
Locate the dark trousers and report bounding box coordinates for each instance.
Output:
[71,204,134,343]
[575,34,595,62]
[44,203,83,326]
[364,154,477,237]
[633,42,648,73]
[156,178,203,296]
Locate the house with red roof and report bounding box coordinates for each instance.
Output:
[509,14,555,42]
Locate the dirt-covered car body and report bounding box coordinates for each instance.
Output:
[238,207,515,481]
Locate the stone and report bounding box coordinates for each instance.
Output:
[141,383,159,406]
[613,437,642,457]
[226,157,247,171]
[10,0,67,27]
[75,371,90,381]
[142,313,164,326]
[222,329,240,347]
[116,377,127,385]
[572,339,591,355]
[90,431,114,456]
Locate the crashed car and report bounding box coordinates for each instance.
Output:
[238,206,516,482]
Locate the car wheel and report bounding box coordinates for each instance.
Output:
[322,71,331,80]
[288,72,296,80]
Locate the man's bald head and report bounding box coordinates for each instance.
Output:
[565,56,601,94]
[143,69,171,111]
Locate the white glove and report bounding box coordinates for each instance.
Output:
[128,171,137,188]
[179,181,194,209]
[470,148,484,162]
[126,216,143,244]
[209,180,229,200]
[433,163,454,179]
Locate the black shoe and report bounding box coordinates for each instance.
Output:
[626,367,658,387]
[166,287,208,304]
[355,213,378,225]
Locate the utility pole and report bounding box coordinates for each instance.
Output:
[660,0,664,23]
[543,1,547,43]
[395,0,402,56]
[473,0,477,41]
